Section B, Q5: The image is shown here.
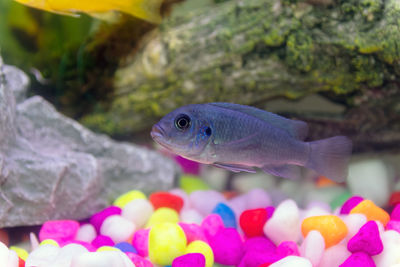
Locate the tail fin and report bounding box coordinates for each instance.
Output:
[306,136,352,182]
[121,0,163,23]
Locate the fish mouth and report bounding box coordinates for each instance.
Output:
[150,124,166,141]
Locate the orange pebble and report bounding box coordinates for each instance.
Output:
[316,176,337,187]
[350,199,390,227]
[301,215,348,248]
[222,191,238,200]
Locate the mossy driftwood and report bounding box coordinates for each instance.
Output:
[82,0,400,153]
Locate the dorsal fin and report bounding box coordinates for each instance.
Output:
[208,102,308,140]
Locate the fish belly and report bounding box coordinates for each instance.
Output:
[256,134,308,167]
[214,122,308,168]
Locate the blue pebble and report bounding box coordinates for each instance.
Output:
[114,242,137,253]
[212,202,237,228]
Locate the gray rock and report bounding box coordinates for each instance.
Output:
[0,58,17,147]
[3,64,29,103]
[0,59,178,227]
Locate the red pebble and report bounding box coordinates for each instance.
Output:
[149,192,184,212]
[18,258,25,267]
[240,208,268,238]
[389,192,400,207]
[258,264,271,267]
[0,229,9,246]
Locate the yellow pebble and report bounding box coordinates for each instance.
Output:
[113,190,147,208]
[40,239,59,247]
[301,215,347,248]
[97,246,119,252]
[149,222,187,266]
[146,207,179,228]
[9,246,29,261]
[350,199,390,227]
[186,240,214,267]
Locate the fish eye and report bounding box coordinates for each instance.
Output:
[174,114,191,131]
[205,127,212,136]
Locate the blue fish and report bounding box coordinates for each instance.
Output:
[151,103,352,182]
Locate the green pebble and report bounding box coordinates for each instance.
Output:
[179,175,210,194]
[330,190,352,211]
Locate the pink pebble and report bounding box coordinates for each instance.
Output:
[91,235,115,248]
[266,206,275,220]
[172,253,206,267]
[90,206,122,233]
[386,220,400,233]
[178,223,207,243]
[175,156,201,175]
[238,250,280,267]
[390,204,400,221]
[347,221,383,256]
[340,196,363,214]
[132,228,149,257]
[339,252,376,267]
[276,241,300,257]
[243,237,276,253]
[126,252,153,267]
[201,214,225,239]
[208,228,244,265]
[39,220,80,244]
[65,240,96,252]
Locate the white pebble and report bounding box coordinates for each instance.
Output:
[189,190,226,216]
[30,232,39,250]
[319,244,351,267]
[121,198,154,228]
[7,250,19,267]
[269,256,312,267]
[0,242,9,267]
[245,188,272,209]
[264,199,301,244]
[100,215,136,243]
[75,224,97,243]
[300,230,325,267]
[348,159,392,207]
[25,244,60,267]
[341,213,367,243]
[373,230,400,267]
[180,208,204,224]
[47,244,88,267]
[71,251,134,267]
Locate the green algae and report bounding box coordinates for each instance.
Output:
[62,0,400,136]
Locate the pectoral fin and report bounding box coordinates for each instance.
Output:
[213,163,256,173]
[261,164,301,180]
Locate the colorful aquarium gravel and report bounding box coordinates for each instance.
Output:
[2,175,400,267]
